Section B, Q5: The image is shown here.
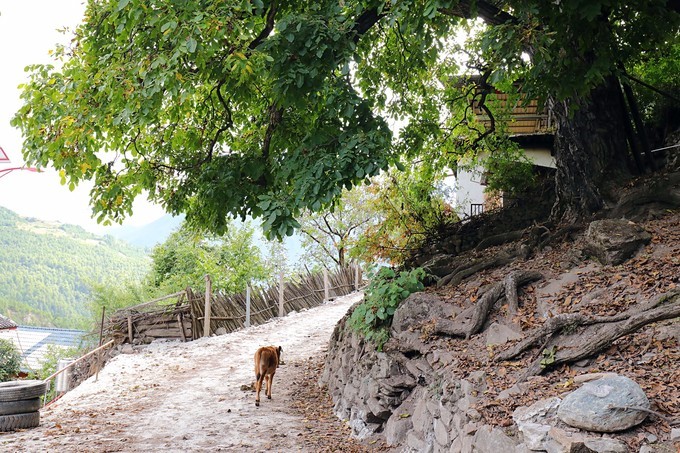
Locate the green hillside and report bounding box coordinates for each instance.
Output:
[0,207,150,329]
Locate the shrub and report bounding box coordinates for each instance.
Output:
[0,339,21,381]
[349,267,426,350]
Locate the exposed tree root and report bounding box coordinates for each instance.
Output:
[437,251,517,288]
[475,230,524,252]
[496,289,680,381]
[434,270,542,339]
[517,223,584,260]
[610,171,680,220]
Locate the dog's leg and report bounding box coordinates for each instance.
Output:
[255,373,263,406]
[267,372,275,399]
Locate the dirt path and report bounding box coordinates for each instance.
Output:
[0,292,364,452]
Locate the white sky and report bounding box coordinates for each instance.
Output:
[0,0,166,234]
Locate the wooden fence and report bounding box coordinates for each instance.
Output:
[102,265,362,345]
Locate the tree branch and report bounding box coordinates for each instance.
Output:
[351,8,385,42]
[262,104,283,160]
[249,0,278,51]
[438,1,517,26]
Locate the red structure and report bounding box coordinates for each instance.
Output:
[0,146,40,179]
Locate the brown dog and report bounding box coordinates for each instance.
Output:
[254,345,282,407]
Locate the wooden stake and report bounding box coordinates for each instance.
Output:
[278,271,285,317]
[204,274,212,337]
[245,284,251,327]
[98,306,106,346]
[354,264,360,291]
[127,316,133,343]
[177,314,187,342]
[44,340,114,384]
[324,268,329,302]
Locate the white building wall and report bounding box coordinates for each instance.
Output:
[453,147,555,218]
[452,168,486,218]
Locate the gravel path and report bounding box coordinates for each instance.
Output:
[0,292,364,452]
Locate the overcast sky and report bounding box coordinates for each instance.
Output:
[0,0,166,234]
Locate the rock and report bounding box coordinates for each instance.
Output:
[671,427,680,441]
[434,418,448,446]
[486,322,522,346]
[429,350,457,368]
[545,427,589,453]
[518,422,552,451]
[557,375,649,432]
[573,373,619,384]
[499,383,528,400]
[214,327,227,336]
[391,292,458,338]
[472,425,521,453]
[384,412,413,446]
[583,219,651,266]
[656,323,680,343]
[440,404,453,428]
[407,432,427,452]
[348,407,380,439]
[513,397,562,423]
[120,343,135,354]
[412,393,431,433]
[513,397,562,451]
[582,438,628,453]
[421,253,458,277]
[384,388,421,446]
[366,396,391,420]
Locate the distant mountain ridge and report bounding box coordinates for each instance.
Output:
[106,213,305,262]
[106,214,184,248]
[0,207,151,329]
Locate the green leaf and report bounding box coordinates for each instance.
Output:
[161,21,176,33]
[117,0,130,11]
[187,37,197,53]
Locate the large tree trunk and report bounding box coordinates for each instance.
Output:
[551,77,631,221]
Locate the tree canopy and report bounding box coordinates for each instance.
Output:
[12,0,680,237]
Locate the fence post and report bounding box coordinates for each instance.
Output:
[127,316,133,343]
[324,268,329,302]
[99,306,106,346]
[203,274,212,337]
[278,271,285,317]
[245,284,251,328]
[354,264,360,291]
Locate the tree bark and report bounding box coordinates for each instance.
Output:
[550,76,631,221]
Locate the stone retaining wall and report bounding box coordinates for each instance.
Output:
[321,306,524,452]
[321,298,676,452]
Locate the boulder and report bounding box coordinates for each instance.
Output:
[583,219,651,266]
[391,292,458,337]
[557,375,649,432]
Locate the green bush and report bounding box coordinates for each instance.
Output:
[349,267,426,350]
[0,339,21,382]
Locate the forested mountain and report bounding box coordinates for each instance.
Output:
[0,207,150,329]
